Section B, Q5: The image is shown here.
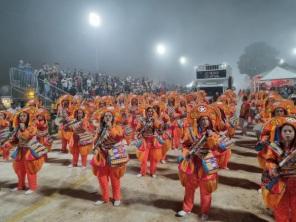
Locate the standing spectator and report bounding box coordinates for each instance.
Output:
[7,103,17,115]
[87,77,92,90]
[18,60,25,69]
[44,79,51,98]
[213,92,220,102]
[37,71,45,94]
[61,77,68,91]
[67,78,73,92]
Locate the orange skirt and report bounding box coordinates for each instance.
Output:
[262,184,286,209]
[150,148,162,162]
[60,130,73,141]
[13,157,44,174]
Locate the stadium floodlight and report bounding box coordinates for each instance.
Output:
[179,56,187,65]
[89,12,101,27]
[156,43,166,55]
[279,58,285,65]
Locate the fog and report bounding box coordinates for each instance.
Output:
[1,0,296,89]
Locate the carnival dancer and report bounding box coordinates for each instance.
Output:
[0,111,12,160]
[177,104,229,221]
[239,95,250,136]
[128,96,143,132]
[212,102,234,169]
[35,108,52,161]
[3,108,47,194]
[253,93,283,138]
[116,107,134,145]
[116,94,126,109]
[152,102,171,164]
[91,109,128,206]
[256,100,294,169]
[165,96,182,151]
[65,107,93,168]
[56,95,73,153]
[259,116,296,222]
[136,106,162,178]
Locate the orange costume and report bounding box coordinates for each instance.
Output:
[56,95,74,153]
[152,102,172,163]
[35,108,52,161]
[116,107,134,145]
[65,108,93,167]
[0,111,12,160]
[91,110,127,204]
[212,102,233,169]
[136,107,163,176]
[259,117,296,222]
[165,97,182,150]
[178,104,225,218]
[4,109,46,192]
[256,100,294,169]
[128,96,143,133]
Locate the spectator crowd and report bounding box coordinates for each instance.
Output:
[17,62,182,100]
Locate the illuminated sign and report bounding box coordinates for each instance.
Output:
[196,70,227,79]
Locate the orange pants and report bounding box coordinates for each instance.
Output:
[183,174,212,215]
[161,140,171,161]
[140,147,157,175]
[2,148,9,160]
[61,138,69,153]
[140,137,159,176]
[173,128,181,149]
[220,149,232,169]
[72,148,87,167]
[97,165,121,202]
[14,160,37,190]
[274,178,296,222]
[170,125,181,150]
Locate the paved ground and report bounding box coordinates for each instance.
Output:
[0,132,274,222]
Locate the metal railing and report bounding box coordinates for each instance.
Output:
[9,67,37,89]
[9,67,69,107]
[36,78,69,102]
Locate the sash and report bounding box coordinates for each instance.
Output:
[27,137,48,158]
[107,142,129,167]
[78,132,94,146]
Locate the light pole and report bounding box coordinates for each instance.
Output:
[89,12,102,72]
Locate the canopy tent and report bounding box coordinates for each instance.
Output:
[260,66,296,81]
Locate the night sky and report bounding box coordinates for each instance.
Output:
[1,0,296,89]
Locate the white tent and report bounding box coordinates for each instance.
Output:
[260,66,296,81]
[186,80,196,88]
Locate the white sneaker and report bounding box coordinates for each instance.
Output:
[81,166,87,170]
[113,200,121,207]
[25,189,34,195]
[151,174,157,178]
[201,214,209,221]
[176,210,190,217]
[136,173,143,178]
[68,164,73,168]
[11,187,19,192]
[94,200,106,206]
[160,160,166,164]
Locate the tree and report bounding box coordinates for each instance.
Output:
[237,42,279,77]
